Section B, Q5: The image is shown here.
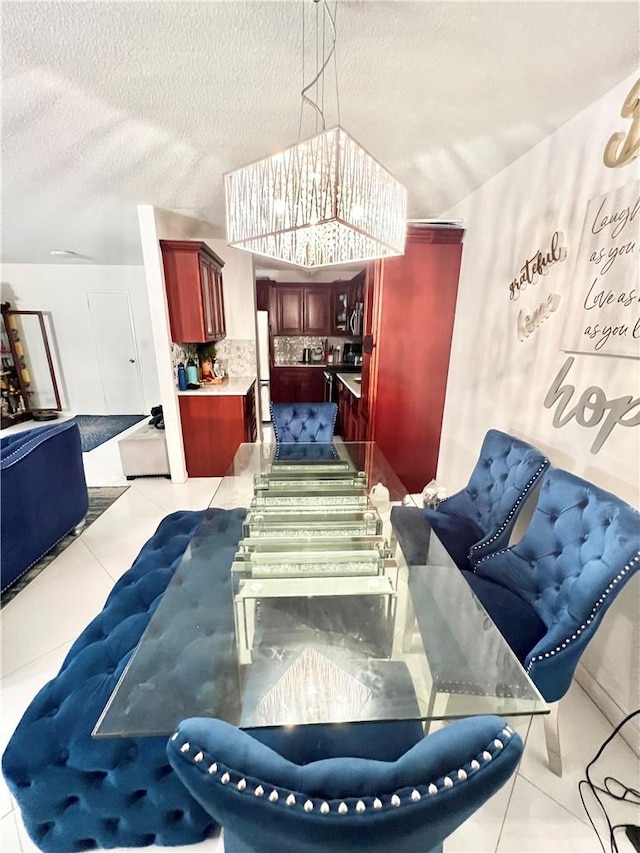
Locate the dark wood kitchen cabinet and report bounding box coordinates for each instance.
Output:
[179,383,256,477]
[274,288,303,335]
[272,286,331,335]
[304,288,331,335]
[336,379,360,441]
[161,240,226,343]
[255,279,274,312]
[332,271,365,336]
[271,367,325,404]
[360,226,464,493]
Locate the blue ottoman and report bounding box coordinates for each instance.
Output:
[2,508,247,853]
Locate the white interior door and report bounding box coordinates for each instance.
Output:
[87,291,144,413]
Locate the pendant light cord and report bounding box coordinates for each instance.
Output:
[298,0,339,137]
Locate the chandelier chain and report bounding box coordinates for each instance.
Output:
[299,0,337,136]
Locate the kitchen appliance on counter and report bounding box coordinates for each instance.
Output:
[342,342,363,364]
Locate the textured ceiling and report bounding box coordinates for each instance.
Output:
[2,1,638,272]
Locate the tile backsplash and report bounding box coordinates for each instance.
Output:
[170,340,257,380]
[170,343,196,374]
[273,336,361,365]
[215,339,256,377]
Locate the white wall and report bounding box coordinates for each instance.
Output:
[1,264,159,414]
[439,73,639,727]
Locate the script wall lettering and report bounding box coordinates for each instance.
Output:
[544,356,640,454]
[517,293,561,342]
[603,78,640,169]
[561,180,640,358]
[508,231,567,300]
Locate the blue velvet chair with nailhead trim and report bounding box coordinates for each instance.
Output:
[462,468,639,774]
[391,429,550,570]
[270,403,338,444]
[167,715,523,853]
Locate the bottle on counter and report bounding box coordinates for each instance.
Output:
[177,362,187,391]
[186,358,199,387]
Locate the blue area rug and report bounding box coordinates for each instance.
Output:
[74,414,146,452]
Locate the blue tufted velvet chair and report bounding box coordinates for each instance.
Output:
[1,421,89,593]
[391,429,549,570]
[462,468,640,775]
[270,403,337,443]
[274,442,339,462]
[168,715,523,853]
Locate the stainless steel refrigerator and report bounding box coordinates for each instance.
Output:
[256,311,271,422]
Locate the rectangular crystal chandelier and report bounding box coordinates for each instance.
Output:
[225,126,407,269]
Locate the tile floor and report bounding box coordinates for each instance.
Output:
[1,424,637,852]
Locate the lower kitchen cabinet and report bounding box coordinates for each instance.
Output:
[336,379,360,442]
[179,382,256,477]
[271,367,325,404]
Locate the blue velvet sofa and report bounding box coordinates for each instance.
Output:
[2,509,227,852]
[2,506,424,852]
[1,421,89,594]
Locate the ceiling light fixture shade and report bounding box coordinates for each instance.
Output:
[225,125,407,268]
[224,0,407,269]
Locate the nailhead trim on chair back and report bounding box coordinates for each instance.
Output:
[439,429,549,562]
[472,468,640,701]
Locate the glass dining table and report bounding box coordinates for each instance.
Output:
[93,440,547,738]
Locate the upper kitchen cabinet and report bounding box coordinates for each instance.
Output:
[255,278,274,312]
[272,286,331,336]
[332,271,365,336]
[274,287,303,334]
[160,240,226,343]
[304,288,331,335]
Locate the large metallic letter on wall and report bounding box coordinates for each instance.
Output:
[603,79,639,168]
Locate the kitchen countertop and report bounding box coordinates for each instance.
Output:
[273,362,361,371]
[336,372,362,399]
[272,362,326,368]
[176,376,256,396]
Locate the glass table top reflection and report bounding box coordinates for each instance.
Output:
[93,441,547,738]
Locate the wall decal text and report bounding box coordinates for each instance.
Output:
[509,231,567,300]
[517,293,561,341]
[544,356,640,454]
[561,180,640,358]
[603,79,639,169]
